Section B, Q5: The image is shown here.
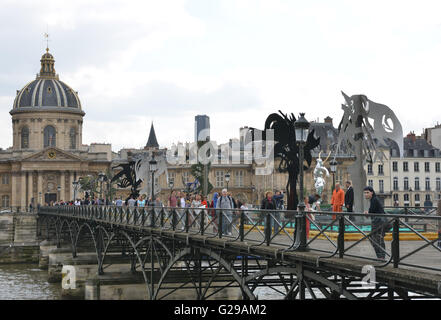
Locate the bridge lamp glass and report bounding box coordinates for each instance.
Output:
[98,172,106,182]
[149,157,158,172]
[225,172,230,183]
[330,159,338,173]
[169,180,174,189]
[295,113,310,144]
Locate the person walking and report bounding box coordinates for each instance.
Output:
[216,189,234,236]
[331,183,345,220]
[137,195,146,207]
[210,192,219,234]
[272,190,284,235]
[261,191,276,238]
[127,195,136,207]
[344,180,355,221]
[115,197,123,207]
[168,191,178,208]
[364,186,387,261]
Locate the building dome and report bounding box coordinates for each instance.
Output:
[11,48,83,113]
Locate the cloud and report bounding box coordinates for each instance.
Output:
[0,0,440,152]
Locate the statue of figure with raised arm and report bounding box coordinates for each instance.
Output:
[313,152,330,201]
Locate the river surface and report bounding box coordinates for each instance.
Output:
[0,264,62,300]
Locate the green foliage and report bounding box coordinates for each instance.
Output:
[191,140,213,196]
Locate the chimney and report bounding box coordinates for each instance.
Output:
[406,131,416,142]
[324,116,333,125]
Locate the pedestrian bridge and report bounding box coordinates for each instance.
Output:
[37,205,441,300]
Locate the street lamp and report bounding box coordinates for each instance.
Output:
[294,112,310,251]
[330,158,337,192]
[72,180,79,203]
[57,186,61,202]
[169,180,174,190]
[149,155,158,204]
[98,172,106,203]
[225,172,230,190]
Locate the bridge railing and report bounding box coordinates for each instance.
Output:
[39,205,441,273]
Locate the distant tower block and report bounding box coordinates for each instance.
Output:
[195,115,210,142]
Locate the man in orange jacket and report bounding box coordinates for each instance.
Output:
[331,183,345,220]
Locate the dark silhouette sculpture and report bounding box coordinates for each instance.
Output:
[111,162,142,201]
[250,111,320,212]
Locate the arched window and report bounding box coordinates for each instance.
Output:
[69,127,76,149]
[21,126,29,149]
[44,125,56,148]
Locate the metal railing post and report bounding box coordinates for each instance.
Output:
[392,217,400,268]
[240,209,245,242]
[200,209,205,236]
[218,210,223,239]
[151,207,155,228]
[160,207,165,228]
[185,208,189,233]
[172,209,177,231]
[404,207,408,222]
[265,212,271,246]
[338,213,345,258]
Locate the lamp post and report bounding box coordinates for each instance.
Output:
[57,186,61,203]
[72,180,79,203]
[251,185,256,207]
[98,172,106,204]
[294,113,310,251]
[330,158,337,192]
[149,155,158,204]
[225,172,230,190]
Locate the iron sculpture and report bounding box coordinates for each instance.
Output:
[249,110,320,211]
[335,92,403,211]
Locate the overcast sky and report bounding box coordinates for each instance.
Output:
[1,0,441,152]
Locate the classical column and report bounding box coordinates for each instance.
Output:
[28,172,33,207]
[11,172,17,207]
[37,171,43,205]
[60,171,65,201]
[21,172,27,208]
[69,171,75,200]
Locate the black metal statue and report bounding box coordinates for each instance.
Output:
[250,111,320,211]
[111,162,142,201]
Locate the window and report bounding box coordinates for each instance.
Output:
[414,162,419,172]
[368,179,373,188]
[392,161,398,172]
[404,177,409,190]
[378,164,384,175]
[69,128,76,149]
[234,170,244,187]
[414,177,420,191]
[393,177,398,191]
[404,194,409,202]
[1,195,9,207]
[379,180,384,193]
[367,164,373,175]
[436,178,441,191]
[393,194,399,202]
[425,177,430,191]
[182,172,189,185]
[436,162,440,173]
[168,172,175,186]
[216,171,224,188]
[415,194,420,202]
[425,162,430,172]
[403,162,408,172]
[425,194,431,201]
[21,126,29,149]
[1,174,9,185]
[44,125,56,147]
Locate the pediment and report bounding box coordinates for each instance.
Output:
[22,147,83,161]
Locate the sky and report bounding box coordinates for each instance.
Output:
[1,0,441,152]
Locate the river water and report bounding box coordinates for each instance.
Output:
[0,264,61,300]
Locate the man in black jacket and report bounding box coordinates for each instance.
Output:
[345,181,354,221]
[363,186,387,261]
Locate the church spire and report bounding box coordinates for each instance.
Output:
[145,122,159,149]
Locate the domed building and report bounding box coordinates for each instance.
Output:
[0,48,113,208]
